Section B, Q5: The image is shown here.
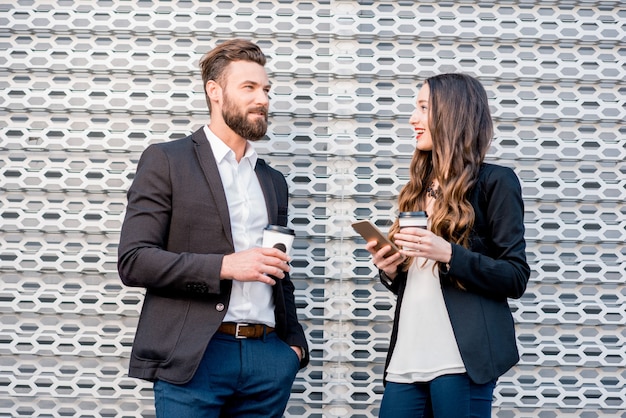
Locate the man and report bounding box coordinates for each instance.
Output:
[117,38,309,417]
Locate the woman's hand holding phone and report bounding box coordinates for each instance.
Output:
[352,220,405,280]
[365,240,405,280]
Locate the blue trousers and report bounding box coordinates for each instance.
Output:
[153,331,301,418]
[379,373,496,418]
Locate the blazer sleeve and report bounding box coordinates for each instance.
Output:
[258,160,309,367]
[117,143,225,295]
[280,269,310,368]
[440,165,530,300]
[379,270,405,294]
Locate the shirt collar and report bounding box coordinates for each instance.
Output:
[203,125,258,168]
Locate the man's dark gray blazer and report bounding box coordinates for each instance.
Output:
[118,128,309,385]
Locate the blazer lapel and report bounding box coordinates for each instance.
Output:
[191,128,234,248]
[255,159,278,225]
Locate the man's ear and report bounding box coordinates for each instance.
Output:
[205,80,222,105]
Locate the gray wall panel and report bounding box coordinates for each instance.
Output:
[1,1,624,417]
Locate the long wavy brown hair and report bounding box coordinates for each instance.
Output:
[389,73,493,271]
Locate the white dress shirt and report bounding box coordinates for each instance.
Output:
[203,125,275,327]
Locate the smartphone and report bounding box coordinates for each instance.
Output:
[352,220,400,257]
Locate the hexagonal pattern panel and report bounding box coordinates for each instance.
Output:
[1,1,624,417]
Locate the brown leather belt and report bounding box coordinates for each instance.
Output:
[218,322,274,339]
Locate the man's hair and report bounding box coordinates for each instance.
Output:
[199,39,267,112]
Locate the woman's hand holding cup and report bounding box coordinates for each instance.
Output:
[395,211,452,264]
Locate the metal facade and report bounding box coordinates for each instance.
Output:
[0,1,624,417]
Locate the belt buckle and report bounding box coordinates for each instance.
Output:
[235,323,249,339]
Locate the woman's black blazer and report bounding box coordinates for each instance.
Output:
[381,163,530,385]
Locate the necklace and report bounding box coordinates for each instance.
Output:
[426,182,440,199]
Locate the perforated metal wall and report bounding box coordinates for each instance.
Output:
[1,1,624,417]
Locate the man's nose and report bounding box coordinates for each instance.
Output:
[255,89,269,105]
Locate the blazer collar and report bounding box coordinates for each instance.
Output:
[191,128,234,248]
[254,158,278,226]
[191,127,278,243]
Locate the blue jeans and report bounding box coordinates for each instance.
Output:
[153,331,301,418]
[379,373,496,418]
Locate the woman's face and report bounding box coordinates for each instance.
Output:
[409,83,433,152]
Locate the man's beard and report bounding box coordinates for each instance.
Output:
[222,93,268,141]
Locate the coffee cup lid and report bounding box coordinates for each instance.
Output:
[398,211,428,218]
[264,224,295,235]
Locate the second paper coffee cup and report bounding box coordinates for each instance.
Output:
[262,225,295,254]
[398,211,428,229]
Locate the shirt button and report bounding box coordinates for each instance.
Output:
[216,303,225,312]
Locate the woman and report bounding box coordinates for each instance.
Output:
[366,73,530,418]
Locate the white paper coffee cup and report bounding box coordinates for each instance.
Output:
[398,211,428,229]
[262,225,295,255]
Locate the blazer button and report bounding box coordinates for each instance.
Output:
[216,303,225,312]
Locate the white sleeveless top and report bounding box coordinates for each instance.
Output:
[386,257,466,383]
